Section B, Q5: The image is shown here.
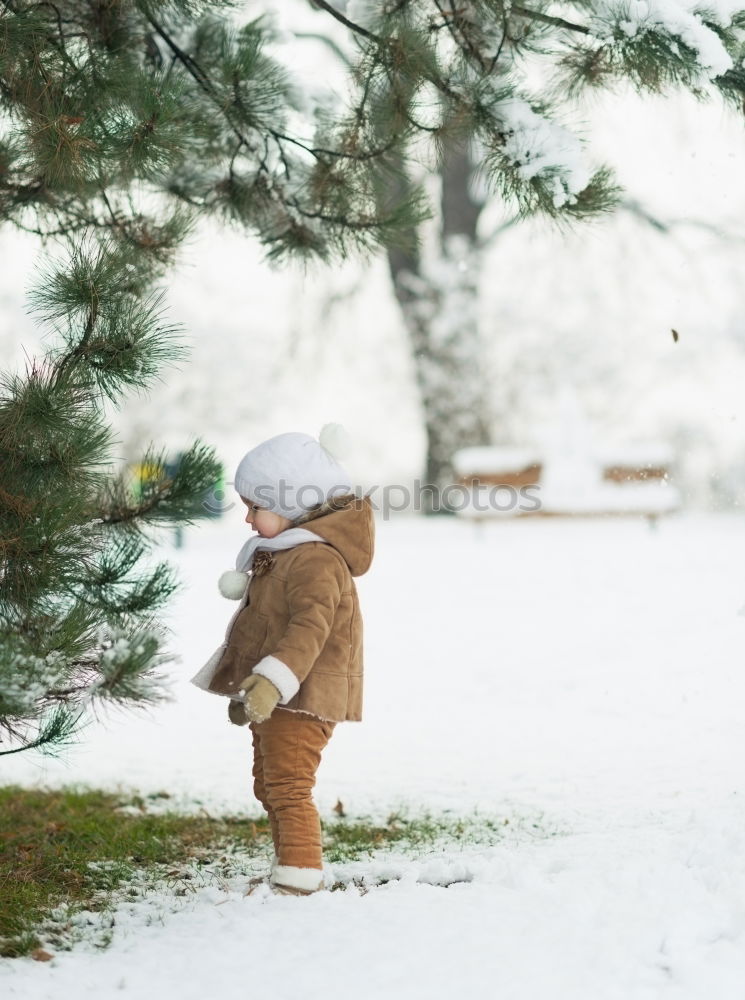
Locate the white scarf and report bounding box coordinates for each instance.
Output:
[235,528,328,574]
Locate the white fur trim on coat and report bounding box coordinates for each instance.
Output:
[219,569,249,600]
[271,864,324,892]
[189,645,226,692]
[190,591,249,694]
[252,655,300,704]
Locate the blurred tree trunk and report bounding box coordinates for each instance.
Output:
[385,142,494,515]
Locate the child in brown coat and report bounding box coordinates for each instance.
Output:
[191,426,375,894]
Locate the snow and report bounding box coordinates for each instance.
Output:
[0,645,67,715]
[593,1,738,77]
[459,479,680,516]
[3,511,745,998]
[597,442,676,467]
[494,98,593,207]
[452,446,542,476]
[2,6,745,987]
[540,479,679,513]
[453,443,675,476]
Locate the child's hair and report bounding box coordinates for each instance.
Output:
[293,492,360,526]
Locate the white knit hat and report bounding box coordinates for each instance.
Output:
[233,423,355,521]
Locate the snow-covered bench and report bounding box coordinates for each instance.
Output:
[453,444,681,520]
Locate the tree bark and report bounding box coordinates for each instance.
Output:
[384,140,494,515]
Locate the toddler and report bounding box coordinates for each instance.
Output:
[191,425,375,895]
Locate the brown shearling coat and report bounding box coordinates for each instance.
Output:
[205,494,375,722]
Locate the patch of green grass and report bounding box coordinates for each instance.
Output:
[0,785,270,958]
[322,810,509,863]
[1,786,553,958]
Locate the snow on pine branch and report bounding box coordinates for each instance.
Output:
[491,99,592,209]
[590,1,741,78]
[0,627,171,722]
[91,627,172,705]
[0,645,68,716]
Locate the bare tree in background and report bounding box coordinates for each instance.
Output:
[383,143,495,514]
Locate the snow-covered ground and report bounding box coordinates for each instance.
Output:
[3,511,745,999]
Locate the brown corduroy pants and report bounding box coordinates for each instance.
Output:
[250,708,336,871]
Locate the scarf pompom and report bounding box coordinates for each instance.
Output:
[219,570,249,600]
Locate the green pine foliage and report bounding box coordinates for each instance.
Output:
[305,1,745,219]
[2,2,745,249]
[0,0,428,260]
[0,241,221,756]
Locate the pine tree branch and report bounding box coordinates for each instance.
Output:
[310,0,475,109]
[8,217,96,238]
[0,711,74,755]
[290,25,439,140]
[436,0,488,72]
[45,672,100,699]
[273,126,400,162]
[53,298,99,385]
[405,110,441,133]
[99,480,173,526]
[308,0,382,42]
[0,735,47,756]
[294,31,352,65]
[288,201,383,228]
[488,14,509,75]
[1,0,87,76]
[147,13,395,171]
[32,2,67,45]
[622,197,745,241]
[143,14,214,97]
[511,4,589,36]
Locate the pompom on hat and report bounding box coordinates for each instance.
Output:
[233,422,356,523]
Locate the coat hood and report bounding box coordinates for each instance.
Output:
[294,493,375,577]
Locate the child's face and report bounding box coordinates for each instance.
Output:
[240,497,293,538]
